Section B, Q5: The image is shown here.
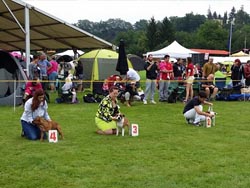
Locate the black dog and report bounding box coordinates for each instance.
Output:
[168,87,179,103]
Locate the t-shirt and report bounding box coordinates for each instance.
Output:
[144,61,158,79]
[186,63,194,77]
[183,96,201,114]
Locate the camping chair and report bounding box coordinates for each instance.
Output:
[215,77,226,91]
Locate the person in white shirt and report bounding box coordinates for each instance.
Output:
[20,89,51,140]
[126,68,140,88]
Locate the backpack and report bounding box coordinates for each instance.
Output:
[83,94,99,103]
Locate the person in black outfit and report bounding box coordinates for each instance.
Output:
[173,58,184,84]
[143,54,158,104]
[75,60,84,92]
[231,59,244,89]
[183,91,214,126]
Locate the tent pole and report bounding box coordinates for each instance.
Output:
[14,79,16,112]
[25,5,31,78]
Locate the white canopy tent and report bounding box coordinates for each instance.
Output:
[55,50,84,57]
[147,40,199,59]
[211,56,250,64]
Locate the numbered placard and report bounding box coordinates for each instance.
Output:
[205,117,211,128]
[48,130,58,143]
[131,124,139,136]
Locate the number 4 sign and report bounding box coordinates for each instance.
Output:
[131,124,139,136]
[48,130,58,143]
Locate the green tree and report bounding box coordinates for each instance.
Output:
[207,8,213,19]
[146,17,159,50]
[134,19,148,31]
[170,13,206,33]
[194,20,228,49]
[222,12,228,25]
[231,24,250,51]
[158,16,175,45]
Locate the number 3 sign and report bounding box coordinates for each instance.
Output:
[48,130,58,143]
[131,124,139,136]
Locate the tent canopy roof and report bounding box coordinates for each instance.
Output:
[191,49,229,55]
[147,40,199,59]
[0,0,114,51]
[231,51,249,57]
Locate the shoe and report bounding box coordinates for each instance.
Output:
[150,100,156,104]
[185,118,193,124]
[21,131,25,137]
[192,122,201,126]
[143,100,147,105]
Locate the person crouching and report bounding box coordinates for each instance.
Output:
[183,91,214,126]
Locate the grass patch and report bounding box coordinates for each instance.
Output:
[1,91,250,188]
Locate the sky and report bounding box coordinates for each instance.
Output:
[22,0,250,24]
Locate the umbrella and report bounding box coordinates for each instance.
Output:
[56,55,73,62]
[116,39,128,75]
[127,54,145,71]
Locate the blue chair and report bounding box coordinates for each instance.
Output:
[215,77,226,90]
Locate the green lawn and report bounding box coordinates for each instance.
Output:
[1,91,250,188]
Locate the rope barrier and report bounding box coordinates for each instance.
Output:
[0,79,241,83]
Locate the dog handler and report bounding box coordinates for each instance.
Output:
[20,89,51,140]
[183,91,214,126]
[95,86,120,135]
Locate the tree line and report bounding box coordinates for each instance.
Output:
[74,6,250,57]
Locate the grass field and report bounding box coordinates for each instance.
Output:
[1,89,250,188]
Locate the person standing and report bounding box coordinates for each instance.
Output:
[28,54,40,80]
[183,57,194,103]
[231,59,244,87]
[244,60,250,86]
[47,55,58,91]
[75,60,84,92]
[173,58,184,84]
[158,55,173,102]
[95,86,120,135]
[38,52,51,90]
[143,54,158,104]
[202,57,218,78]
[20,89,51,140]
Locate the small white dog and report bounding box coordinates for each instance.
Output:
[116,114,130,136]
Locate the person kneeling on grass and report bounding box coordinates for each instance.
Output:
[95,86,121,135]
[183,91,214,126]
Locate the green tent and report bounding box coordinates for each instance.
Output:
[78,49,133,90]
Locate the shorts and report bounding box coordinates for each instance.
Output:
[186,76,194,84]
[95,117,116,131]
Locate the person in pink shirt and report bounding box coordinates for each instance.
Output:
[184,57,194,103]
[158,55,173,102]
[23,77,43,104]
[47,55,58,91]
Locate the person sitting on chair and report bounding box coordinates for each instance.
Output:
[201,74,218,100]
[23,77,43,104]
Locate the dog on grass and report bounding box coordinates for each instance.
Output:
[168,87,179,103]
[32,117,64,141]
[115,114,130,136]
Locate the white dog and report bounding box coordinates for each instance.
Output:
[116,115,130,136]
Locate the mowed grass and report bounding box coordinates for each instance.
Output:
[1,91,250,188]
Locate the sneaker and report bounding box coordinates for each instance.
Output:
[21,131,25,137]
[143,100,147,105]
[192,122,201,126]
[150,100,156,104]
[185,118,194,124]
